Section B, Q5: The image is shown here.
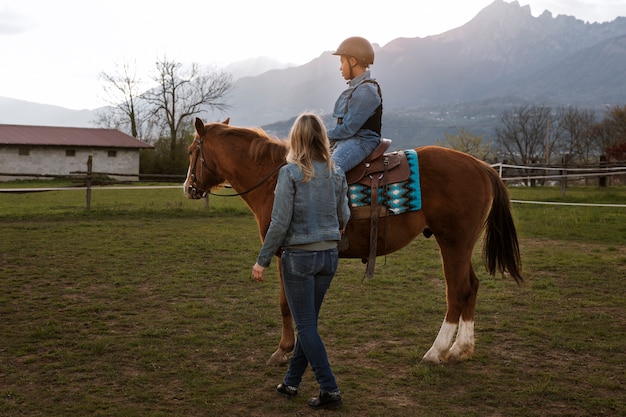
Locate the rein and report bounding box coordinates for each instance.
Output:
[189,135,285,198]
[208,162,286,197]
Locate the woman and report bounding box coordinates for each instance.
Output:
[328,36,383,173]
[252,112,350,409]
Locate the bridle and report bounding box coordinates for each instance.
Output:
[187,137,210,198]
[187,135,286,198]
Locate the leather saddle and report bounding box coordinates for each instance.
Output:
[343,139,411,278]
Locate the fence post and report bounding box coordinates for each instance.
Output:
[560,168,567,196]
[599,155,607,188]
[559,156,568,197]
[86,155,93,210]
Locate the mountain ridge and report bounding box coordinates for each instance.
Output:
[225,0,626,130]
[2,0,625,149]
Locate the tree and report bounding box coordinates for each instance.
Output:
[599,105,626,161]
[143,57,233,161]
[606,142,626,161]
[553,106,598,165]
[495,104,551,166]
[139,127,195,175]
[441,128,495,161]
[98,61,149,139]
[97,57,233,174]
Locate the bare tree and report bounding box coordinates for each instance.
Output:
[554,106,598,165]
[441,128,495,161]
[587,106,626,161]
[603,105,626,146]
[98,61,148,138]
[495,104,551,165]
[143,57,233,159]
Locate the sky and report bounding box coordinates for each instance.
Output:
[1,0,625,110]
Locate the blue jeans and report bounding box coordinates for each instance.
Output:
[281,248,339,393]
[331,137,380,172]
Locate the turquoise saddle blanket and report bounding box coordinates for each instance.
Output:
[348,149,422,214]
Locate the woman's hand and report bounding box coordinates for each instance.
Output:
[252,262,265,282]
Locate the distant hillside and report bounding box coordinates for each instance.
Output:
[0,97,100,128]
[510,34,626,104]
[226,0,626,130]
[2,0,625,148]
[224,56,295,80]
[237,0,626,146]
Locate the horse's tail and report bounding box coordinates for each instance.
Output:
[482,164,523,284]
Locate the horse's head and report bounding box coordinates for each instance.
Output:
[183,117,230,199]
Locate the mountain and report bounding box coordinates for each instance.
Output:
[227,0,626,127]
[2,0,626,148]
[226,51,346,128]
[0,97,100,127]
[509,34,626,104]
[224,56,295,80]
[0,58,290,129]
[222,0,626,148]
[377,3,626,109]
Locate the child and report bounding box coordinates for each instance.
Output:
[328,36,383,173]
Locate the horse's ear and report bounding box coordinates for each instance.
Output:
[222,117,230,125]
[195,117,205,136]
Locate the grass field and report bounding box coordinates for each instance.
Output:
[1,183,625,416]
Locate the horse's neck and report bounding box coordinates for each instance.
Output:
[216,140,277,228]
[234,178,276,236]
[215,140,257,189]
[221,156,273,198]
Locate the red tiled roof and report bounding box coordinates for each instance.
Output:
[0,124,152,148]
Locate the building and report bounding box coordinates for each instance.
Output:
[0,124,152,181]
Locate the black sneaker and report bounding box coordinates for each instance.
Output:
[276,383,298,397]
[308,391,343,409]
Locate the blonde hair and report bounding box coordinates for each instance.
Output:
[286,113,334,182]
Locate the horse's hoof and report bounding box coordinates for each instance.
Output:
[421,350,443,365]
[266,350,289,367]
[448,344,473,363]
[442,353,462,364]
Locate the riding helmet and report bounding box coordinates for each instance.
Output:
[332,36,375,66]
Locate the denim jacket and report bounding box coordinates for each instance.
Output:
[256,160,350,267]
[327,70,381,143]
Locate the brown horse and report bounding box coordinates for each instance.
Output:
[184,117,522,365]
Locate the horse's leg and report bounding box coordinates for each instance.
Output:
[422,318,458,364]
[422,245,478,364]
[447,263,479,361]
[266,261,295,366]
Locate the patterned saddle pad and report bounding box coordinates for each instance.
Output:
[348,149,422,215]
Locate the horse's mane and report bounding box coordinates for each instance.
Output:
[218,125,288,164]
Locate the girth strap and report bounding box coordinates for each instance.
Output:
[364,155,391,279]
[366,174,380,278]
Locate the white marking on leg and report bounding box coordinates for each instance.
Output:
[422,320,457,364]
[449,318,475,360]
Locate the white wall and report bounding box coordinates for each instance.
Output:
[0,146,141,181]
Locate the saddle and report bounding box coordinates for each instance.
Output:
[344,139,411,278]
